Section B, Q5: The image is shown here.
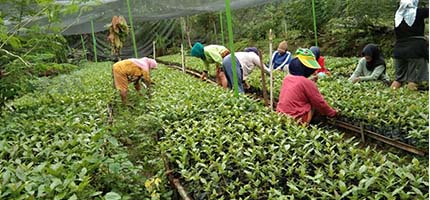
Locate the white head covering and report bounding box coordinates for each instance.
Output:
[395,0,419,27]
[130,57,157,72]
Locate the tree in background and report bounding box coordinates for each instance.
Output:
[184,0,425,57]
[280,0,426,57]
[0,0,85,107]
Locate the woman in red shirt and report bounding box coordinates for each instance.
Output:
[310,46,331,77]
[276,48,337,125]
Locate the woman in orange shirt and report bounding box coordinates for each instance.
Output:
[112,57,157,104]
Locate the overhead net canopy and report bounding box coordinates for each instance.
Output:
[29,0,277,35]
[12,0,278,60]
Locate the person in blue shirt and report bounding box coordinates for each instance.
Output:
[265,40,292,73]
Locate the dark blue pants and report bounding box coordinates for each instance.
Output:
[222,55,244,93]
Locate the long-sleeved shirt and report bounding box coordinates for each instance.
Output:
[348,58,389,82]
[276,75,336,123]
[265,50,292,72]
[203,45,228,71]
[234,52,265,80]
[112,60,150,91]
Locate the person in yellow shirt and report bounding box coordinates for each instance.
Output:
[190,42,229,88]
[112,57,157,105]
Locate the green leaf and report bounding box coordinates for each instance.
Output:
[358,165,367,174]
[287,182,299,192]
[404,172,415,181]
[391,184,406,196]
[15,166,26,181]
[2,170,11,185]
[104,191,121,200]
[8,36,22,49]
[68,194,78,200]
[411,158,420,166]
[411,186,424,197]
[109,163,121,174]
[364,177,376,189]
[107,136,119,146]
[91,191,103,197]
[54,191,67,200]
[79,167,87,179]
[339,180,347,193]
[50,178,62,190]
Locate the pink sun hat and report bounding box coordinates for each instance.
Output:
[130,57,157,71]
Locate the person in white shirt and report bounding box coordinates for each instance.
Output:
[222,47,266,93]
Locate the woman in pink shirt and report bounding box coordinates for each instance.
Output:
[276,48,337,125]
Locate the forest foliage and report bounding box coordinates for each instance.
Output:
[186,0,428,57]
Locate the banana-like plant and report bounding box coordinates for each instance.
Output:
[107,15,129,60]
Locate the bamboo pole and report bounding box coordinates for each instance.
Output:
[184,17,192,48]
[269,29,273,110]
[153,41,156,59]
[181,18,186,70]
[181,43,185,72]
[258,49,269,107]
[311,0,318,46]
[90,20,97,62]
[80,34,87,60]
[126,0,138,58]
[225,0,239,96]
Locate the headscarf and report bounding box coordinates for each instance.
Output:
[395,0,419,27]
[130,57,157,72]
[288,58,317,78]
[277,41,288,54]
[361,44,386,72]
[244,47,260,56]
[310,46,321,60]
[191,42,206,60]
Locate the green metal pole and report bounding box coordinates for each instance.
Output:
[80,34,87,60]
[219,11,225,46]
[225,0,239,96]
[311,0,318,46]
[180,18,186,71]
[90,20,97,62]
[126,0,138,58]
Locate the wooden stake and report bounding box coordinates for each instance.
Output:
[258,49,269,106]
[153,41,156,59]
[269,29,273,110]
[181,43,185,72]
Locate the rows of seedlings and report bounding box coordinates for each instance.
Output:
[157,54,429,151]
[0,62,172,199]
[318,77,428,149]
[148,64,429,199]
[2,60,427,198]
